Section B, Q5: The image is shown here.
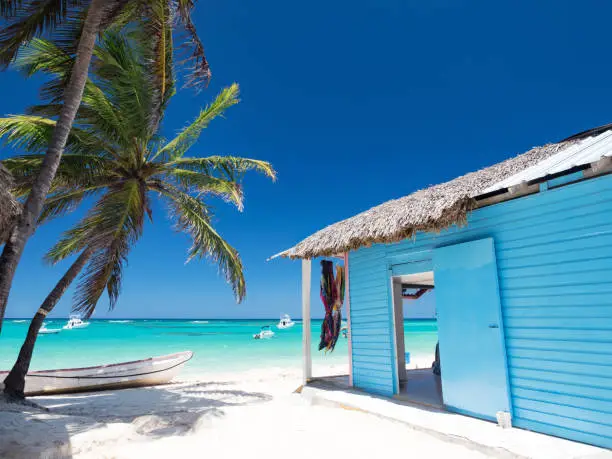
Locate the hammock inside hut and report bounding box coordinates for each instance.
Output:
[319,260,345,352]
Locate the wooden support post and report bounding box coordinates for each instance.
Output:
[302,258,312,384]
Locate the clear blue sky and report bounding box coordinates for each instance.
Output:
[2,1,611,319]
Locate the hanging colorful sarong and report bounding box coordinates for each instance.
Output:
[318,260,345,353]
[330,264,345,351]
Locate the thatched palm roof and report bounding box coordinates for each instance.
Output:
[0,164,19,243]
[276,129,604,260]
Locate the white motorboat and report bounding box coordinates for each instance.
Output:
[0,351,193,396]
[63,315,89,330]
[276,314,295,329]
[253,326,275,339]
[39,323,61,335]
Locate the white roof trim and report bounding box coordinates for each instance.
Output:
[483,130,612,194]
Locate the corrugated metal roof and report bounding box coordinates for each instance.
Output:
[483,129,612,194]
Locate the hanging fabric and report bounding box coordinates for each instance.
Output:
[331,264,345,351]
[318,260,345,352]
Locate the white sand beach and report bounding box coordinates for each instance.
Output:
[0,359,491,459]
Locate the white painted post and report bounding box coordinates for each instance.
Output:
[344,252,354,387]
[302,258,312,384]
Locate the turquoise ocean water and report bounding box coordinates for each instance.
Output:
[0,319,437,376]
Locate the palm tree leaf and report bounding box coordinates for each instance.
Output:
[174,0,210,88]
[167,156,276,182]
[72,238,126,318]
[80,79,132,145]
[12,36,72,77]
[154,84,240,161]
[164,168,244,210]
[3,153,115,196]
[69,180,145,317]
[17,38,75,105]
[91,30,158,145]
[0,115,107,155]
[0,0,84,67]
[46,180,144,263]
[153,181,246,302]
[136,0,175,130]
[38,185,106,223]
[0,0,134,67]
[13,35,149,148]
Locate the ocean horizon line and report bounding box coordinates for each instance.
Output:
[7,316,437,321]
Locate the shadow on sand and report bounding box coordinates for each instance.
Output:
[0,380,272,458]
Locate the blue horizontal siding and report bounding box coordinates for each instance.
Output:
[347,173,612,448]
[507,338,612,354]
[348,249,396,396]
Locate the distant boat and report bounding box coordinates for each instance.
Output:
[277,314,295,329]
[253,326,275,339]
[0,351,193,396]
[39,323,61,335]
[63,315,89,330]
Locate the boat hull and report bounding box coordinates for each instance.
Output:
[39,329,61,335]
[63,324,88,330]
[0,351,193,396]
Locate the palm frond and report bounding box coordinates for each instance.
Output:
[69,180,145,317]
[174,0,210,88]
[153,181,246,302]
[154,84,240,161]
[167,156,277,182]
[98,0,133,30]
[13,36,72,77]
[4,153,115,196]
[91,29,156,144]
[164,168,244,210]
[72,239,123,318]
[0,0,84,66]
[137,0,175,129]
[0,0,133,66]
[46,180,144,264]
[80,79,132,145]
[13,36,76,105]
[0,115,106,155]
[38,185,106,223]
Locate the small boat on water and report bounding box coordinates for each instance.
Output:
[0,351,193,396]
[253,326,275,339]
[63,315,89,330]
[39,323,61,335]
[277,314,295,329]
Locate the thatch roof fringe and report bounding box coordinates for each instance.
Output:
[281,140,575,260]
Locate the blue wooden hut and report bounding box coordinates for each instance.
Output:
[275,125,612,449]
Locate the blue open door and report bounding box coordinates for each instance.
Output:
[433,237,511,421]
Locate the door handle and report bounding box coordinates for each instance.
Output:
[488,324,499,329]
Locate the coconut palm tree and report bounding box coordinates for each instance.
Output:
[0,32,274,398]
[0,0,212,332]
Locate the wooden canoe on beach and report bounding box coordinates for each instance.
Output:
[0,351,193,396]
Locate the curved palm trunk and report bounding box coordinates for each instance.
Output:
[3,248,93,399]
[0,0,106,333]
